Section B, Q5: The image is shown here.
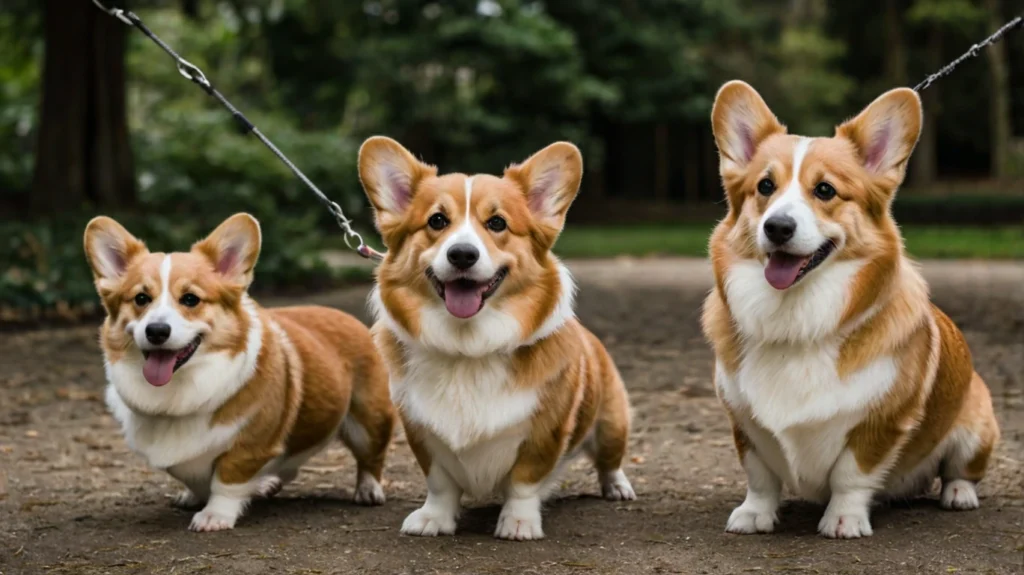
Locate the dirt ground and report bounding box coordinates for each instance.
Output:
[1,258,1021,575]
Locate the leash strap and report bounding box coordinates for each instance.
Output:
[91,0,385,262]
[914,15,1023,92]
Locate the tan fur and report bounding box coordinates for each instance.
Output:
[85,214,396,521]
[703,82,1000,527]
[360,137,632,537]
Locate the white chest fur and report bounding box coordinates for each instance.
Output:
[718,258,899,501]
[392,347,538,452]
[106,384,247,470]
[390,344,539,496]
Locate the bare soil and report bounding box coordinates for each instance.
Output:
[1,258,1021,575]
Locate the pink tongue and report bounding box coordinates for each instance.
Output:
[765,252,809,290]
[444,281,486,319]
[143,350,178,387]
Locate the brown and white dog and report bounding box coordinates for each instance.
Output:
[84,214,395,531]
[358,137,635,540]
[702,81,1000,538]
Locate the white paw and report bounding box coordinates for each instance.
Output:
[600,469,637,501]
[400,507,457,537]
[726,505,777,534]
[494,509,544,541]
[189,508,237,532]
[941,479,980,510]
[257,476,283,498]
[354,474,386,506]
[818,510,872,539]
[171,490,204,509]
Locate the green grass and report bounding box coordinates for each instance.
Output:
[901,226,1024,259]
[551,224,1024,260]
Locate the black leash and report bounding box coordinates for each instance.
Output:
[914,15,1023,92]
[92,0,384,262]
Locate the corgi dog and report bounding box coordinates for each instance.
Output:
[357,137,635,540]
[702,81,1000,539]
[84,214,395,531]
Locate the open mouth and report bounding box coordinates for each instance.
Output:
[141,335,201,387]
[426,267,509,319]
[764,240,836,290]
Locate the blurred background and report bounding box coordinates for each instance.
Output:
[2,0,1023,324]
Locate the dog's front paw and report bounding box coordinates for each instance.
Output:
[726,505,777,534]
[171,490,204,510]
[941,479,979,511]
[494,508,544,541]
[189,508,237,532]
[401,507,457,537]
[600,469,637,501]
[818,509,872,539]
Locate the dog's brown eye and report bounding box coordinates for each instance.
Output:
[134,293,151,307]
[428,213,449,231]
[486,216,507,232]
[814,182,837,201]
[179,293,200,308]
[757,178,776,196]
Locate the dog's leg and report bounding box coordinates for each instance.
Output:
[727,447,783,534]
[339,359,395,506]
[189,451,274,532]
[401,464,462,536]
[585,370,636,501]
[818,451,884,539]
[939,377,999,511]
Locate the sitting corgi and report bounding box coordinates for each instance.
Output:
[358,136,635,540]
[84,214,395,531]
[702,81,1000,538]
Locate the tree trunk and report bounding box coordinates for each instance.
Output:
[911,26,941,186]
[682,124,700,204]
[182,0,200,19]
[884,0,907,86]
[32,0,135,215]
[985,0,1011,178]
[653,123,670,202]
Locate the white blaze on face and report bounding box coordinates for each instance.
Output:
[134,255,201,351]
[430,176,497,282]
[758,138,826,256]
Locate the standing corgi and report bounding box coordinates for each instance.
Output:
[702,81,1000,538]
[358,137,635,540]
[84,213,395,531]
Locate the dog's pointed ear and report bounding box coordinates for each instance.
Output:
[84,216,148,283]
[193,213,262,288]
[711,81,786,176]
[505,141,583,242]
[358,136,436,235]
[837,88,922,186]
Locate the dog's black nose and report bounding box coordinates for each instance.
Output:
[764,215,797,245]
[145,322,172,345]
[447,243,480,270]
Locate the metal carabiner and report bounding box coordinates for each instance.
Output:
[176,59,211,90]
[92,0,133,25]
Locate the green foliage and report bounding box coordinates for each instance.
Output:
[0,7,39,196]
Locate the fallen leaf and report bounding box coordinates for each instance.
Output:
[24,430,38,438]
[631,455,645,464]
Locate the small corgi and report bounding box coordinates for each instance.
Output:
[357,136,635,540]
[702,81,1000,538]
[84,214,395,531]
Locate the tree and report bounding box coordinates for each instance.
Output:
[31,0,135,215]
[984,0,1012,178]
[906,0,984,185]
